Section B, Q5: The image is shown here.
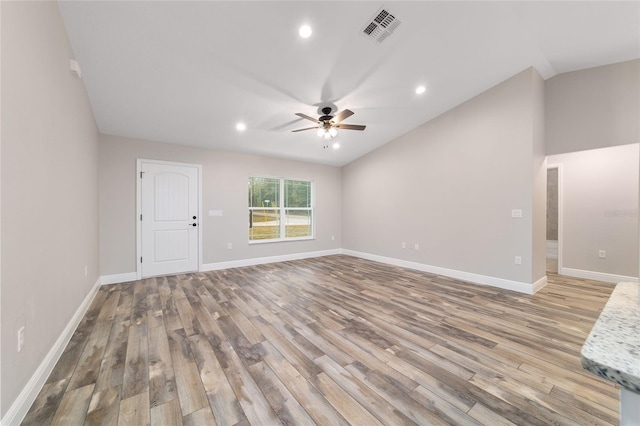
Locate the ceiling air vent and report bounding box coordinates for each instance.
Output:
[362,8,401,43]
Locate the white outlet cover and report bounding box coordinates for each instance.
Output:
[18,326,25,352]
[515,256,522,265]
[69,59,82,79]
[511,209,523,218]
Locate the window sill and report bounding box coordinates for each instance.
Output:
[248,236,315,245]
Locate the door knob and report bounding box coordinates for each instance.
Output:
[191,223,197,227]
[193,216,197,219]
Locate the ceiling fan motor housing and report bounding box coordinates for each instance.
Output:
[319,107,334,122]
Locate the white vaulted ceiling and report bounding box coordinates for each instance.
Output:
[58,1,640,166]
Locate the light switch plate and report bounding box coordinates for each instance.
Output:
[209,210,223,217]
[511,209,523,218]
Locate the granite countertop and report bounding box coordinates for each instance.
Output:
[581,282,640,393]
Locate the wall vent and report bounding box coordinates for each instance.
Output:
[362,8,401,43]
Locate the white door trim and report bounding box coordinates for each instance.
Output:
[136,159,203,280]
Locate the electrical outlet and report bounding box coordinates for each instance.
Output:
[331,235,335,241]
[598,250,606,259]
[414,243,420,251]
[84,265,88,277]
[227,243,232,250]
[402,242,406,249]
[18,327,25,352]
[514,256,522,265]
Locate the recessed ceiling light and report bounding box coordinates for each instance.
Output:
[332,142,340,149]
[299,25,312,38]
[236,122,246,132]
[415,85,426,94]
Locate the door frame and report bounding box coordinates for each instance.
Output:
[136,158,203,280]
[546,163,564,275]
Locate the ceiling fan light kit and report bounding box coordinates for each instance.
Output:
[317,126,337,140]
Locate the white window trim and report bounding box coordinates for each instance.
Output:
[248,176,315,243]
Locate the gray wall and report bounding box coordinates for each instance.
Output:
[547,144,639,278]
[99,134,342,276]
[545,59,640,155]
[342,68,546,285]
[1,1,99,417]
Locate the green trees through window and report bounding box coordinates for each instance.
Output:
[249,177,313,241]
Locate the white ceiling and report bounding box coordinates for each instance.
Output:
[58,1,640,167]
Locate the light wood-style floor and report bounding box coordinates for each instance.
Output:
[23,255,618,425]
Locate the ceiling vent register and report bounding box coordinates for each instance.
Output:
[362,8,401,43]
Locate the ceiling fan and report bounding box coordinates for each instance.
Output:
[292,107,366,140]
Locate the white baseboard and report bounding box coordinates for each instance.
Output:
[546,240,558,259]
[100,272,137,285]
[342,249,542,295]
[99,251,343,284]
[1,278,101,426]
[560,267,638,284]
[532,275,549,293]
[202,249,342,271]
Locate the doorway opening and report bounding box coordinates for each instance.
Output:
[546,164,562,274]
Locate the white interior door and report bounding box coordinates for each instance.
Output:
[140,161,199,278]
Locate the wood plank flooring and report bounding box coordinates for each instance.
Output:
[23,255,619,425]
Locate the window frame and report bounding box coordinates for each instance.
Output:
[248,176,315,244]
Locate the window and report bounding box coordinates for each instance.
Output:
[249,177,313,242]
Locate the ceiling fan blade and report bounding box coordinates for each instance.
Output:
[335,123,366,131]
[295,113,320,123]
[291,126,319,133]
[332,109,354,123]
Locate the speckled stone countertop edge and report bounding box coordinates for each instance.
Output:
[581,282,640,394]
